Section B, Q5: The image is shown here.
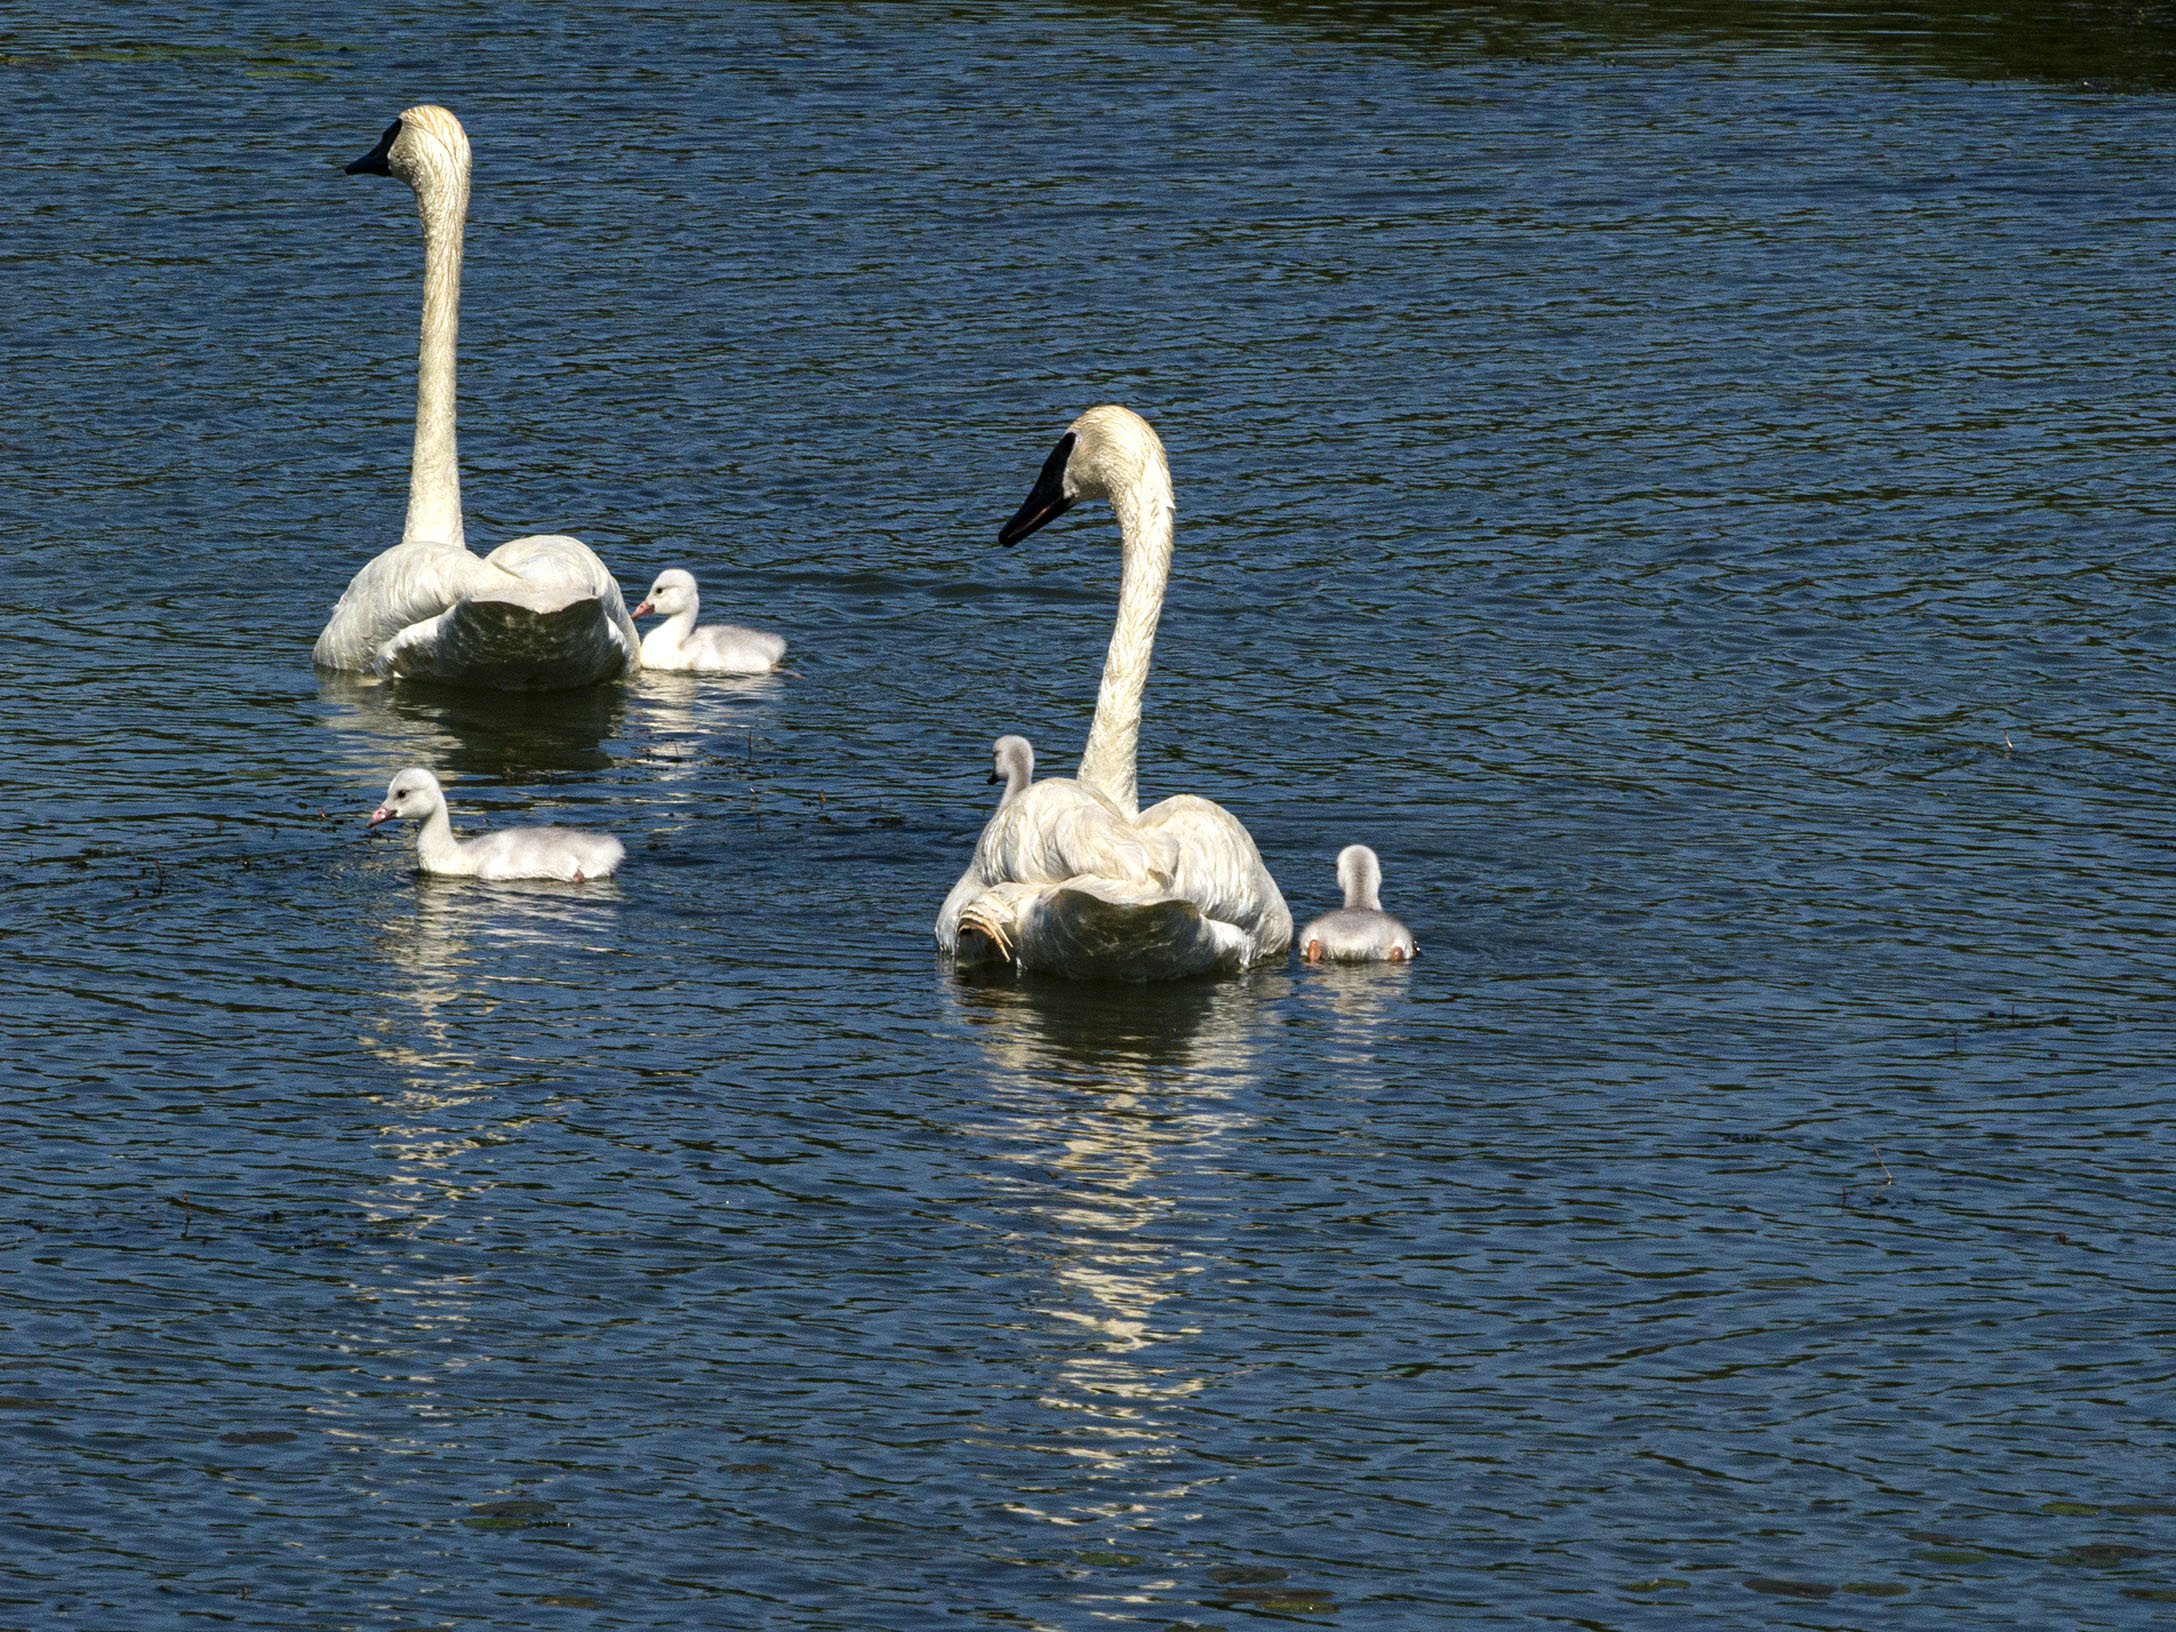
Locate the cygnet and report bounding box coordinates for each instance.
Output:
[368,768,625,882]
[989,734,1034,805]
[1298,844,1417,963]
[631,568,787,674]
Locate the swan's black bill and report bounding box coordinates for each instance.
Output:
[346,119,401,176]
[998,432,1077,544]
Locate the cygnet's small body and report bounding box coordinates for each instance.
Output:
[1298,845,1416,963]
[632,569,787,674]
[369,768,624,882]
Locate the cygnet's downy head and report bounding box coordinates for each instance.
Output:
[632,568,698,620]
[370,767,445,826]
[345,104,471,194]
[998,404,1169,544]
[989,734,1035,799]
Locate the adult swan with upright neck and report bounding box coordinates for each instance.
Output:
[937,405,1291,981]
[313,106,639,690]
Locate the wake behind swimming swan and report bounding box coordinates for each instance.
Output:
[369,768,624,882]
[313,106,639,690]
[1298,845,1417,963]
[936,407,1290,982]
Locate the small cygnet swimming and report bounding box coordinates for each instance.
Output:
[1297,844,1417,963]
[631,569,787,674]
[368,768,625,882]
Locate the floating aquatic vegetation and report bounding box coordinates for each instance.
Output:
[1624,1578,1690,1592]
[1207,1565,1287,1585]
[2113,1503,2176,1517]
[2056,1542,2154,1567]
[1842,1582,1909,1597]
[1743,1577,1834,1598]
[537,1594,601,1608]
[1919,1548,1990,1564]
[1209,1584,1336,1614]
[218,1429,296,1446]
[2122,1587,2176,1602]
[463,1499,561,1530]
[1079,1550,1145,1567]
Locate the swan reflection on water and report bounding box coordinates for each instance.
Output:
[946,973,1274,1541]
[318,670,626,779]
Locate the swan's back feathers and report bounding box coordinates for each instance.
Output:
[314,542,491,671]
[939,784,1287,977]
[1137,793,1292,959]
[384,594,630,689]
[317,534,639,688]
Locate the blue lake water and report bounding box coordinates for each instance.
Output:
[8,3,2176,1626]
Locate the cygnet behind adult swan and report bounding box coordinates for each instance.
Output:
[313,106,640,690]
[936,406,1291,982]
[632,569,787,674]
[369,768,625,882]
[936,734,1042,947]
[1298,845,1417,963]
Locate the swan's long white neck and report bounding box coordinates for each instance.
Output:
[404,157,469,551]
[1077,457,1174,821]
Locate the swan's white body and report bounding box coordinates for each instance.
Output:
[369,768,624,882]
[937,407,1290,982]
[313,106,639,690]
[1298,845,1417,963]
[632,569,787,674]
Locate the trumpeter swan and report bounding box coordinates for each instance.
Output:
[935,406,1290,981]
[313,105,640,690]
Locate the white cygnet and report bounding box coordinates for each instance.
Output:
[631,568,787,674]
[368,768,625,882]
[989,734,1034,805]
[1298,845,1417,963]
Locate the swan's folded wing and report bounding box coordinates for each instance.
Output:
[313,542,493,672]
[1136,794,1292,959]
[982,779,1175,890]
[483,533,640,670]
[961,876,1245,982]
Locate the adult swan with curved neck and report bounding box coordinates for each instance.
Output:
[312,106,639,690]
[936,405,1291,981]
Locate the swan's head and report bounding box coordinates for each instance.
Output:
[346,105,471,192]
[632,568,698,620]
[370,767,446,826]
[999,404,1169,544]
[990,734,1035,799]
[1336,844,1384,912]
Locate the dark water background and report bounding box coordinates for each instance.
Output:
[8,2,2176,1626]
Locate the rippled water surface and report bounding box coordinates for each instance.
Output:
[10,3,2176,1626]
